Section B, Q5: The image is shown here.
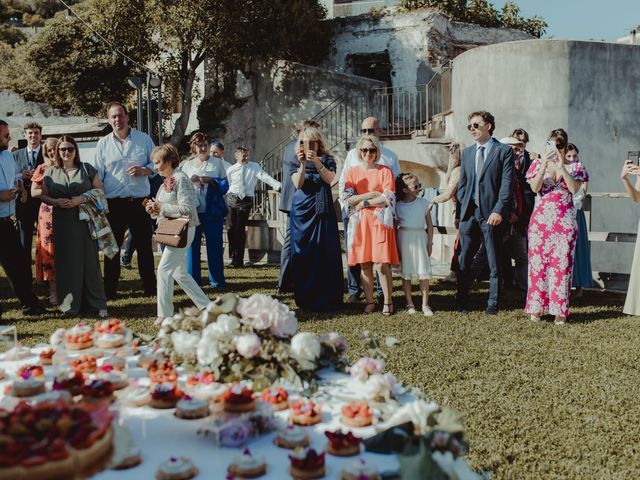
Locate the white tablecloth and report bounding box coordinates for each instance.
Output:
[0,346,401,479]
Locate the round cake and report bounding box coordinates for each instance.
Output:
[96,366,129,390]
[53,370,86,396]
[340,401,373,428]
[340,458,380,480]
[101,355,126,371]
[222,384,255,413]
[39,348,55,366]
[122,385,151,407]
[274,425,311,449]
[69,355,97,374]
[290,400,322,426]
[175,396,210,419]
[227,448,267,478]
[12,376,45,397]
[325,430,362,457]
[95,333,126,350]
[150,383,184,409]
[65,324,93,351]
[81,379,115,406]
[260,386,289,411]
[288,448,325,480]
[155,456,198,480]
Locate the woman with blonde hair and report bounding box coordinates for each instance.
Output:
[344,135,399,315]
[30,137,58,304]
[289,126,343,310]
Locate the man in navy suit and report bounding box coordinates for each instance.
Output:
[278,119,320,292]
[455,111,515,314]
[13,122,44,271]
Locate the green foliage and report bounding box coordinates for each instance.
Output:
[0,24,26,45]
[0,0,77,21]
[398,0,547,37]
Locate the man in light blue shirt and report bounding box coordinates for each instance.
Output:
[0,119,45,315]
[93,102,157,299]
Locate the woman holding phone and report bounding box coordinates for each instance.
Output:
[289,127,343,311]
[525,129,588,325]
[621,154,640,315]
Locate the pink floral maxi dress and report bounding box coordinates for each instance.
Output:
[525,159,588,317]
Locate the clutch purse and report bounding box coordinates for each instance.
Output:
[155,216,189,248]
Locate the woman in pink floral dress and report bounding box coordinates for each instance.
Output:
[525,129,588,324]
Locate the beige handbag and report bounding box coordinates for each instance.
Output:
[155,217,189,248]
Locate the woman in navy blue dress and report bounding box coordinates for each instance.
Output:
[289,127,343,311]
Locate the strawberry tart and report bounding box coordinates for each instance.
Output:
[65,324,93,351]
[260,386,289,411]
[95,365,129,390]
[53,370,86,396]
[340,401,374,427]
[12,367,45,397]
[289,448,325,479]
[222,384,256,413]
[81,379,115,406]
[39,348,55,366]
[150,383,184,409]
[69,355,97,374]
[147,359,178,385]
[325,430,362,457]
[290,400,322,426]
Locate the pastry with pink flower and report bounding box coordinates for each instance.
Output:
[227,447,267,478]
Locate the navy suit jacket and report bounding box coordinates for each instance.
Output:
[456,138,515,222]
[278,139,298,214]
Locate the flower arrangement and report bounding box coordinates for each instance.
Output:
[157,293,347,390]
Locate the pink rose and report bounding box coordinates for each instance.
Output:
[237,294,276,330]
[235,333,261,358]
[269,304,298,338]
[350,357,385,382]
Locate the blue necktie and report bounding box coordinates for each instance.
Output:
[30,150,36,169]
[474,146,485,206]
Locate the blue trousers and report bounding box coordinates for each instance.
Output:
[186,213,226,288]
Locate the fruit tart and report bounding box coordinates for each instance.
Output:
[227,447,267,478]
[81,379,115,405]
[175,396,210,419]
[95,365,129,390]
[155,456,198,480]
[222,384,256,413]
[325,430,362,457]
[148,359,178,385]
[69,354,98,374]
[340,458,380,480]
[53,369,86,396]
[65,323,93,350]
[16,364,45,380]
[290,400,322,426]
[150,383,184,409]
[101,355,126,371]
[288,447,325,480]
[121,384,151,407]
[184,371,225,404]
[340,401,374,428]
[260,386,289,411]
[39,348,55,366]
[94,318,125,336]
[12,367,45,397]
[274,425,311,449]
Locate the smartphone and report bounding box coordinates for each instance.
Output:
[304,140,319,153]
[628,151,640,166]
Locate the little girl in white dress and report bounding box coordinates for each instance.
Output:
[395,173,434,316]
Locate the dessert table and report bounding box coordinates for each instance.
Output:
[0,346,402,479]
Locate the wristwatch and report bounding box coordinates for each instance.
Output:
[363,200,370,207]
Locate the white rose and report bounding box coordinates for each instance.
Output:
[171,331,201,357]
[290,332,321,370]
[197,334,221,366]
[235,333,261,358]
[161,317,173,328]
[217,314,240,334]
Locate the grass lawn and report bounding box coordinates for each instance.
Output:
[1,262,639,479]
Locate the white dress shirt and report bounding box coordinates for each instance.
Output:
[93,129,156,198]
[0,150,20,217]
[226,161,281,199]
[181,156,229,212]
[338,145,400,210]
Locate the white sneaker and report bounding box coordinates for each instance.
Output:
[422,305,434,317]
[98,309,108,318]
[406,305,416,315]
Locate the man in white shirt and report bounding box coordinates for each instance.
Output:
[94,101,156,299]
[337,117,400,303]
[12,122,44,271]
[226,146,281,267]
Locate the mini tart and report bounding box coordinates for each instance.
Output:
[69,355,98,374]
[12,376,45,397]
[95,333,126,349]
[94,318,125,336]
[148,359,178,385]
[289,448,325,480]
[222,384,255,413]
[53,370,86,396]
[260,386,289,411]
[325,430,362,457]
[96,366,129,390]
[65,323,93,350]
[227,448,267,478]
[16,364,45,380]
[184,370,218,396]
[39,348,55,365]
[290,400,322,426]
[122,385,152,407]
[150,383,184,409]
[340,458,380,480]
[274,425,311,449]
[175,396,210,419]
[81,379,115,405]
[101,355,126,371]
[340,401,373,428]
[155,456,198,480]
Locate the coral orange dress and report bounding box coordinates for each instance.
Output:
[31,163,55,281]
[345,164,399,266]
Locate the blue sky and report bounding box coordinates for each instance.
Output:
[491,0,638,41]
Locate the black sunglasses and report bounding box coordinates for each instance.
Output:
[361,128,376,134]
[408,183,422,190]
[58,147,76,153]
[360,147,377,154]
[467,123,484,131]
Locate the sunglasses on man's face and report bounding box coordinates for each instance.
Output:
[361,128,376,135]
[58,147,76,153]
[467,123,486,131]
[360,147,377,154]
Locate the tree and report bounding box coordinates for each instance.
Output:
[398,0,547,37]
[0,24,26,45]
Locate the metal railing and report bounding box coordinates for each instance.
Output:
[427,61,452,120]
[372,84,428,138]
[330,0,399,17]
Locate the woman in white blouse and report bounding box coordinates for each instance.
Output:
[145,144,210,325]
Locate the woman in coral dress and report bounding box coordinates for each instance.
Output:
[30,137,58,305]
[344,135,399,315]
[525,129,588,324]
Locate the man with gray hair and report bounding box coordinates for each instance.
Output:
[338,116,400,303]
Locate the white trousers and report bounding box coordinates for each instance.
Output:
[157,226,210,317]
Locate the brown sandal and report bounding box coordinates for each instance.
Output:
[363,302,376,314]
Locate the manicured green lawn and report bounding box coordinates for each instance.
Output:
[1,263,638,479]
